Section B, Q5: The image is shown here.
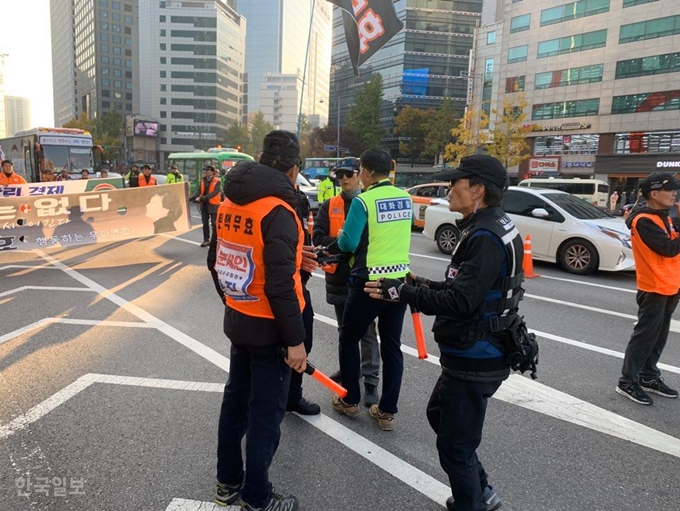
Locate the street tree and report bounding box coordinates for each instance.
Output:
[225,123,252,155]
[485,92,534,169]
[444,107,489,164]
[63,113,96,134]
[297,114,313,161]
[249,111,275,155]
[394,106,431,166]
[424,99,460,162]
[348,73,385,151]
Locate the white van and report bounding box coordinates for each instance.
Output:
[518,178,609,208]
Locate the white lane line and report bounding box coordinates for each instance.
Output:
[0,318,155,345]
[166,498,231,511]
[539,274,636,293]
[0,378,95,440]
[1,265,61,271]
[409,252,449,263]
[496,375,680,458]
[0,285,95,298]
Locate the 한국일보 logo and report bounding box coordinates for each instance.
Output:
[376,198,411,223]
[215,240,257,301]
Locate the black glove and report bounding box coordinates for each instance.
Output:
[377,278,405,302]
[406,274,431,288]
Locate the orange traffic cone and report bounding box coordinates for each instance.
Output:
[523,235,541,278]
[307,210,314,236]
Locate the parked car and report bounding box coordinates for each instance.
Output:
[297,173,319,213]
[424,187,635,275]
[406,182,450,228]
[423,198,463,254]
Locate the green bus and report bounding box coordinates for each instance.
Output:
[167,151,254,194]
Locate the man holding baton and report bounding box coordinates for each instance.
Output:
[364,155,526,511]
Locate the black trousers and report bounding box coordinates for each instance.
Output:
[620,290,680,384]
[427,366,503,511]
[201,207,217,242]
[287,288,314,406]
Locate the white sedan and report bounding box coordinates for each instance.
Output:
[423,186,635,275]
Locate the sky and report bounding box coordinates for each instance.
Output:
[1,0,54,127]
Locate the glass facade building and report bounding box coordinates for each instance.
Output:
[329,0,483,161]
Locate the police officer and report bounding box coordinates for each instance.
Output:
[208,130,311,511]
[317,169,339,202]
[329,148,412,431]
[191,165,222,247]
[166,165,184,184]
[617,172,680,404]
[312,157,380,406]
[365,155,525,511]
[125,164,140,187]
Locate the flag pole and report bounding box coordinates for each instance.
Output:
[296,0,317,139]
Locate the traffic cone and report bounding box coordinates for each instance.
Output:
[308,210,314,236]
[523,235,541,278]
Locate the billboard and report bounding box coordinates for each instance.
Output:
[134,121,159,138]
[0,183,191,251]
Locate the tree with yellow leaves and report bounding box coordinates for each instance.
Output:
[443,107,489,164]
[486,92,533,169]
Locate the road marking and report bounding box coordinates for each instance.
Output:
[166,498,231,511]
[539,274,636,293]
[0,318,154,345]
[0,285,95,298]
[409,252,450,263]
[0,264,61,271]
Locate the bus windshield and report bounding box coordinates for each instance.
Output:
[44,146,93,173]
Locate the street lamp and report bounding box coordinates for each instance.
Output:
[320,97,341,159]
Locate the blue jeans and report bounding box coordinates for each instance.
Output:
[216,343,291,508]
[201,207,216,242]
[338,281,407,413]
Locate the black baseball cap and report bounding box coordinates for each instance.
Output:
[261,130,300,160]
[640,172,680,194]
[336,157,360,172]
[203,165,216,172]
[433,155,507,189]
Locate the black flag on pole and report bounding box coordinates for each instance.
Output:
[327,0,404,76]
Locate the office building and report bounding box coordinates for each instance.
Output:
[470,0,680,191]
[329,0,483,162]
[50,0,139,126]
[237,0,331,124]
[5,96,31,136]
[138,0,246,163]
[260,74,300,132]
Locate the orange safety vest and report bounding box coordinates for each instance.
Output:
[631,213,680,295]
[214,196,305,318]
[0,172,27,185]
[138,174,157,186]
[200,178,222,205]
[322,195,346,274]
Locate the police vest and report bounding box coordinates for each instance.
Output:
[322,195,345,274]
[214,196,305,319]
[138,174,157,186]
[360,179,412,280]
[318,178,339,202]
[631,213,680,295]
[200,178,222,205]
[440,208,525,346]
[166,173,184,184]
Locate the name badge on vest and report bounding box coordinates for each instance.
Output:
[215,239,258,301]
[375,198,411,223]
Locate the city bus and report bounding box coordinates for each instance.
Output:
[166,150,254,194]
[0,127,103,182]
[303,157,344,181]
[518,178,609,208]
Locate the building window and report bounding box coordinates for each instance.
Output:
[102,67,110,75]
[482,58,494,116]
[114,80,122,88]
[160,98,166,105]
[160,71,166,78]
[126,82,133,89]
[126,93,132,100]
[125,60,132,68]
[535,64,604,89]
[112,1,120,9]
[114,91,122,99]
[99,0,108,6]
[508,45,528,64]
[102,101,110,109]
[102,78,110,86]
[113,24,121,32]
[100,10,108,18]
[487,31,496,45]
[510,14,530,33]
[534,135,600,156]
[100,44,109,53]
[100,33,109,42]
[532,99,600,120]
[101,56,109,64]
[623,0,657,6]
[616,52,680,79]
[538,29,607,58]
[160,57,166,64]
[124,15,132,23]
[540,0,610,26]
[102,89,110,97]
[112,12,120,21]
[125,37,132,45]
[614,131,680,153]
[113,58,121,66]
[161,111,167,118]
[505,76,526,93]
[612,90,680,114]
[126,104,132,112]
[160,84,167,91]
[160,29,166,37]
[126,71,132,78]
[113,35,121,43]
[113,69,121,77]
[160,43,166,50]
[124,26,131,34]
[160,15,166,22]
[124,3,131,11]
[620,15,680,44]
[113,46,121,55]
[100,21,108,30]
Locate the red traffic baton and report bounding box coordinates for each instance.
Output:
[279,348,348,398]
[410,304,428,359]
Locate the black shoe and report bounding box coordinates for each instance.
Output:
[241,490,299,511]
[200,240,210,247]
[286,397,320,415]
[616,382,653,405]
[329,370,341,383]
[640,377,678,398]
[214,480,242,506]
[364,383,379,407]
[446,486,501,511]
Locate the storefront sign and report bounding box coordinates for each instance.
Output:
[562,162,594,168]
[529,157,560,171]
[656,161,680,168]
[528,122,592,132]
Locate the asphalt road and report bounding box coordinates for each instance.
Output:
[1,223,679,511]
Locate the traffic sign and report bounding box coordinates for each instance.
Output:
[323,145,337,152]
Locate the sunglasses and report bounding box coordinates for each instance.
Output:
[336,169,357,179]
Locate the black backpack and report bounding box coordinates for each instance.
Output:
[503,315,539,380]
